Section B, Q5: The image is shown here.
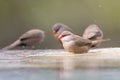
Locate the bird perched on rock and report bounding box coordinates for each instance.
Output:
[58,31,110,53]
[83,24,104,47]
[52,23,73,38]
[1,29,45,50]
[83,24,103,40]
[52,23,107,47]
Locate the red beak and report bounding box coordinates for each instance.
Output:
[52,31,57,35]
[58,35,63,44]
[58,35,63,40]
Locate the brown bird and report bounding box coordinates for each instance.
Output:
[83,24,103,40]
[58,31,110,53]
[83,24,104,47]
[52,23,73,38]
[1,29,45,50]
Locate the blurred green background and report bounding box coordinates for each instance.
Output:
[0,0,120,49]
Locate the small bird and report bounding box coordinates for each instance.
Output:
[58,31,110,53]
[1,29,45,50]
[52,23,73,38]
[83,24,103,40]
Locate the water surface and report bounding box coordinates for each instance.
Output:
[0,49,120,80]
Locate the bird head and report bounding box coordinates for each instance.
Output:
[52,23,73,38]
[52,23,63,35]
[58,31,73,44]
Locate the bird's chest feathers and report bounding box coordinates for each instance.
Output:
[61,36,77,49]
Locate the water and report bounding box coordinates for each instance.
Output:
[0,68,120,80]
[0,68,59,80]
[0,48,120,80]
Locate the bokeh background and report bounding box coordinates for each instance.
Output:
[0,0,120,49]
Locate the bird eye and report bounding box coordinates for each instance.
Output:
[55,25,62,32]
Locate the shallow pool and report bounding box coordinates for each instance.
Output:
[0,49,120,80]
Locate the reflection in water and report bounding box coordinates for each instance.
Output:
[58,57,100,80]
[0,49,120,80]
[0,67,120,80]
[58,56,120,80]
[59,57,75,80]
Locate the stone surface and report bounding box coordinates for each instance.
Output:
[0,47,120,68]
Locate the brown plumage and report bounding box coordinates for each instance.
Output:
[1,29,45,50]
[83,24,103,40]
[58,31,110,53]
[83,24,104,47]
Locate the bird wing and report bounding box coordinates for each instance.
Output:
[74,35,92,47]
[83,24,103,40]
[19,32,32,41]
[87,31,103,40]
[19,29,44,41]
[1,39,21,50]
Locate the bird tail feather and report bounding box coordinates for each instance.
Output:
[1,39,20,50]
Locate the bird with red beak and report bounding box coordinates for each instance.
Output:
[58,31,110,53]
[52,23,73,38]
[1,29,45,50]
[52,23,106,47]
